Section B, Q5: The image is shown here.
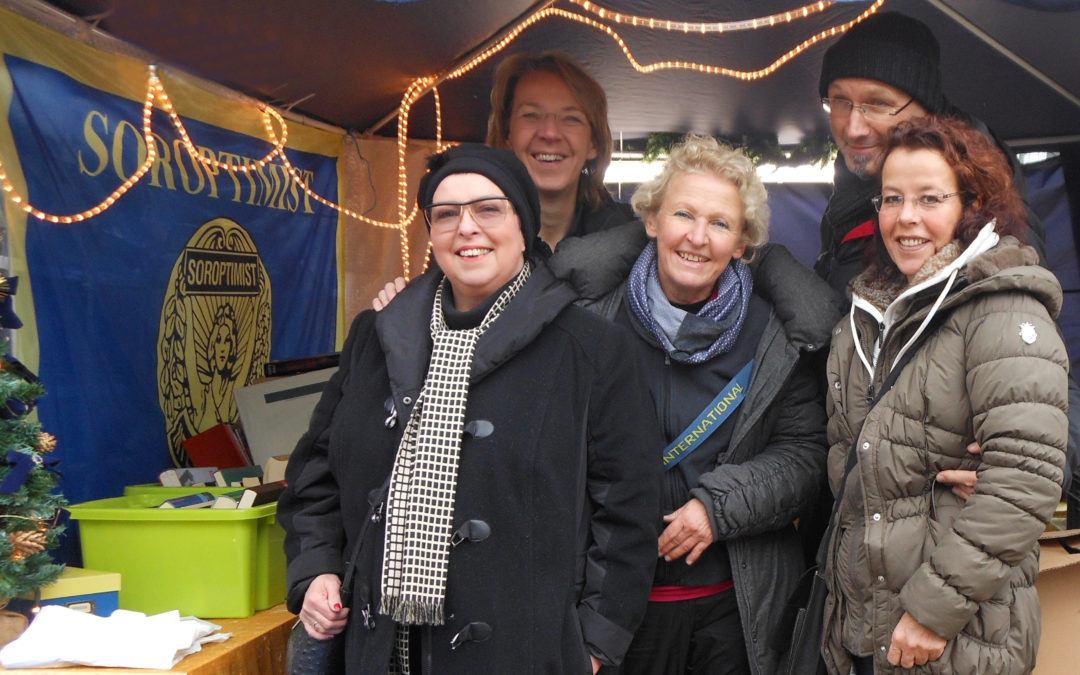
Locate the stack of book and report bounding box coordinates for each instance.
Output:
[155,423,292,509]
[154,480,287,510]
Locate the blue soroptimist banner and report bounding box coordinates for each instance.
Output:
[4,54,339,505]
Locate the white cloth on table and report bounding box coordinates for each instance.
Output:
[0,605,231,669]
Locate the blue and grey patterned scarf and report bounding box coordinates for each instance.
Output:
[626,240,752,364]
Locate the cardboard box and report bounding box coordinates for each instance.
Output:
[1035,528,1080,673]
[10,567,121,618]
[233,367,337,468]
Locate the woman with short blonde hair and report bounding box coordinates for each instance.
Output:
[580,134,838,674]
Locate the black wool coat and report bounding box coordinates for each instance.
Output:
[279,264,662,674]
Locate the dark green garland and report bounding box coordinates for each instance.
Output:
[642,131,836,167]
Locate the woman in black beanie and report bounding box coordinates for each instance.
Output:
[279,143,661,673]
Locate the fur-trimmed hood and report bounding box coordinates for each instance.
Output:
[957,237,1062,319]
[847,225,1061,382]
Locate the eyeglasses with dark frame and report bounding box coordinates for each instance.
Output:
[821,97,916,122]
[422,197,515,231]
[871,192,964,213]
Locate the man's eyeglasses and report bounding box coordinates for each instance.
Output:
[822,97,915,122]
[423,197,514,231]
[871,192,964,213]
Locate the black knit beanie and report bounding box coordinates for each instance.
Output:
[819,12,946,114]
[417,143,541,257]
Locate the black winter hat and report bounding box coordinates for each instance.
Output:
[819,12,946,114]
[417,143,541,257]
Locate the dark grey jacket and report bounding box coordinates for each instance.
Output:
[558,238,842,675]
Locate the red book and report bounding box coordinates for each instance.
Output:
[182,422,252,469]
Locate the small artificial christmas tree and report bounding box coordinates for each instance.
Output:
[0,275,65,605]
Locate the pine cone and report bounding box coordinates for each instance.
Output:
[9,530,46,561]
[36,432,57,454]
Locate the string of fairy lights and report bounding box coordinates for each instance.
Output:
[0,73,159,224]
[566,0,838,34]
[0,0,884,278]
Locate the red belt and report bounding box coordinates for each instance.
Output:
[648,581,734,602]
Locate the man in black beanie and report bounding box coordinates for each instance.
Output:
[815,11,1046,296]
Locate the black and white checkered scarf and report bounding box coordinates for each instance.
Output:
[381,262,531,639]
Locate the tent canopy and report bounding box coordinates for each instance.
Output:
[4,0,1077,523]
[39,0,1080,149]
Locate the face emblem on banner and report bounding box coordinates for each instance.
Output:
[156,218,272,465]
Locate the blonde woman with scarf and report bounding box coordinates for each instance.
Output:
[569,134,839,675]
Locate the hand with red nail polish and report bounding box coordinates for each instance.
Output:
[299,574,349,638]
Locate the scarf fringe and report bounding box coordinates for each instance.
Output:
[380,594,446,626]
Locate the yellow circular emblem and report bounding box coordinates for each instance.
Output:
[157,218,272,465]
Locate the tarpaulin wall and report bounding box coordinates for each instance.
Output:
[760,161,1080,370]
[0,7,343,509]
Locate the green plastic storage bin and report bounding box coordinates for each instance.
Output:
[66,488,286,618]
[122,485,286,613]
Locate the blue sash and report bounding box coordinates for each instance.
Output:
[661,359,754,471]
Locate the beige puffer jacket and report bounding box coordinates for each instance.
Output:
[823,230,1068,675]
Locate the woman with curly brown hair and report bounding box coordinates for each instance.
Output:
[822,115,1068,674]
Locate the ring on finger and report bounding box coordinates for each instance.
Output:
[313,622,321,631]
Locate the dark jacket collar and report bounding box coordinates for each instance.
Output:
[820,158,878,251]
[374,264,578,396]
[547,220,648,301]
[745,244,843,351]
